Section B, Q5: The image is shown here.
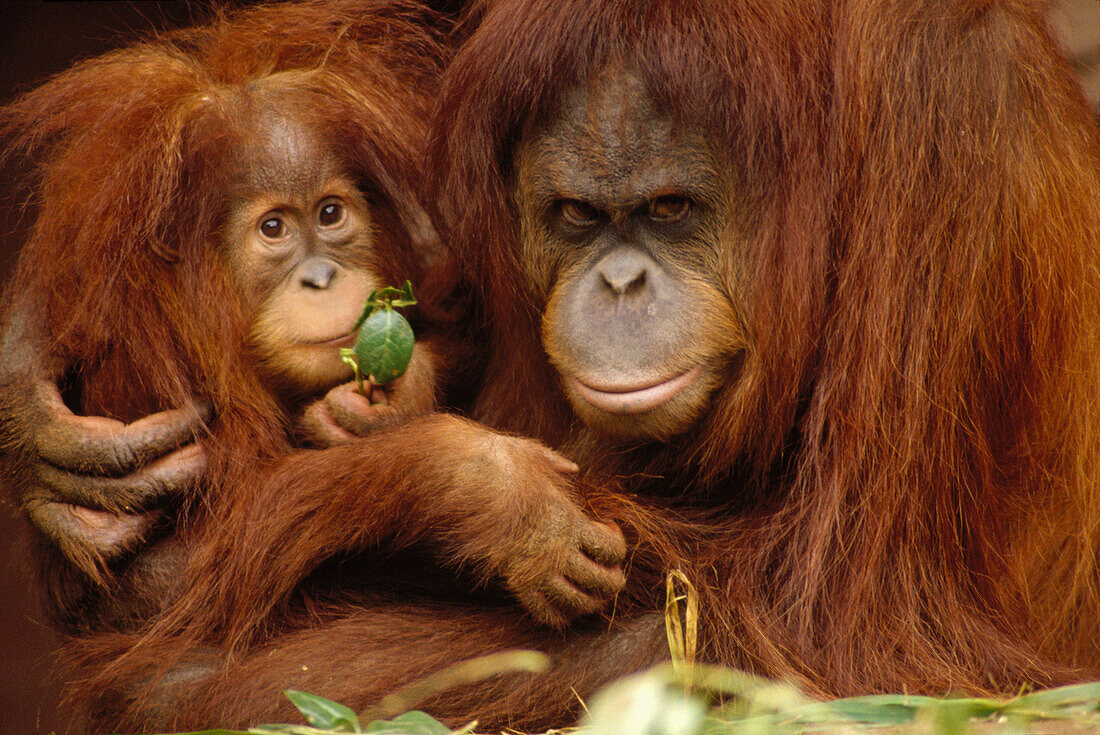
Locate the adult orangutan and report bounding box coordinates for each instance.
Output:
[7,0,1100,732]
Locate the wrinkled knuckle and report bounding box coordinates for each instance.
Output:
[106,440,139,474]
[129,474,165,507]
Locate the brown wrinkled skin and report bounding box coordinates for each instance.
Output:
[7,0,1100,734]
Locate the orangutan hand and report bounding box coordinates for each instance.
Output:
[298,339,438,447]
[0,298,207,581]
[432,421,628,626]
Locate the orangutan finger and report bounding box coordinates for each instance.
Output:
[544,574,604,617]
[527,441,579,475]
[325,382,401,435]
[564,549,626,598]
[299,398,360,447]
[33,443,205,513]
[34,381,209,476]
[24,496,158,565]
[513,587,570,629]
[577,520,627,567]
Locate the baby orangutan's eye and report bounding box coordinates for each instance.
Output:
[260,216,286,240]
[318,200,346,228]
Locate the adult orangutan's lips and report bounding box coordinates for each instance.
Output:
[570,366,703,414]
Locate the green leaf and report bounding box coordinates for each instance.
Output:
[1013,681,1100,713]
[364,650,549,722]
[783,698,916,726]
[352,282,419,330]
[361,711,449,735]
[924,700,990,735]
[353,309,415,385]
[796,694,949,726]
[150,730,254,735]
[344,282,418,395]
[284,690,361,732]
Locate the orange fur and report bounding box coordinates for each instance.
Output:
[433,0,1100,705]
[15,0,1100,732]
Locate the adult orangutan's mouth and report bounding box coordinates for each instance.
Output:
[569,366,703,414]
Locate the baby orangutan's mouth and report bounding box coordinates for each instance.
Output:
[569,366,704,414]
[306,331,357,348]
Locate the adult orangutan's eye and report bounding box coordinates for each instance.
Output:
[649,195,691,223]
[559,199,601,227]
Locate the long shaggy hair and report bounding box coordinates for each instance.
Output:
[10,1,1100,731]
[431,0,1100,696]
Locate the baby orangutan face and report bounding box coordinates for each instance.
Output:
[221,110,380,397]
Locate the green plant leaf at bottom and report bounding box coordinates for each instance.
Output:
[284,690,360,732]
[362,711,450,735]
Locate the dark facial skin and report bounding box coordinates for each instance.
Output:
[515,68,746,441]
[221,108,378,397]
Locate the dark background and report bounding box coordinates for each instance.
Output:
[0,2,1096,733]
